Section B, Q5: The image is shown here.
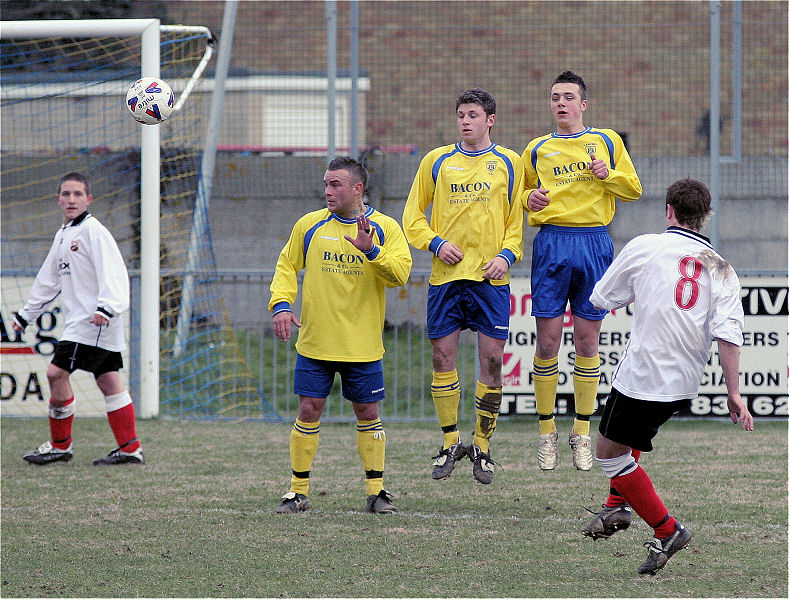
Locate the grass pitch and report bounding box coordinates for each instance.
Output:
[1,416,786,598]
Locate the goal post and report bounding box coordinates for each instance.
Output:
[1,19,162,417]
[0,19,282,422]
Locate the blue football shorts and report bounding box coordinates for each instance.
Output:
[51,340,123,376]
[293,353,385,403]
[598,387,691,452]
[530,224,613,320]
[427,279,510,340]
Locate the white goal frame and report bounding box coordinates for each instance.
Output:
[2,19,165,417]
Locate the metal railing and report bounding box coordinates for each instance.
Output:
[154,269,480,422]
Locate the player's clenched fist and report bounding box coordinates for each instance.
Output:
[437,241,464,265]
[526,187,550,211]
[589,153,609,180]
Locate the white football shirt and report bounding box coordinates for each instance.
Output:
[590,226,744,402]
[19,212,130,352]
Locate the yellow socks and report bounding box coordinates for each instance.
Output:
[432,370,461,448]
[473,380,501,453]
[289,419,319,496]
[533,355,559,434]
[290,418,389,498]
[573,354,600,436]
[357,419,386,497]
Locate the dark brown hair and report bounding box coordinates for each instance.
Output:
[666,178,712,230]
[58,172,90,196]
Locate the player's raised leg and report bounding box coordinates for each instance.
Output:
[533,316,563,470]
[581,449,640,540]
[468,332,506,484]
[591,399,691,574]
[569,317,602,471]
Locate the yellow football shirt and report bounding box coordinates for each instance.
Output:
[269,206,412,362]
[521,127,642,227]
[402,142,525,286]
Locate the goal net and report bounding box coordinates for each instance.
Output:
[0,19,281,422]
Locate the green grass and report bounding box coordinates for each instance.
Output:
[1,416,786,598]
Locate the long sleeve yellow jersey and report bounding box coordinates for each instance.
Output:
[402,142,525,286]
[268,206,412,362]
[521,127,642,227]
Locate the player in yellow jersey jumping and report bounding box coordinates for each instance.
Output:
[521,72,642,471]
[403,89,526,484]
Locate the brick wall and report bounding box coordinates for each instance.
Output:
[161,1,787,158]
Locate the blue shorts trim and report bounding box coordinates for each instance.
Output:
[293,353,385,403]
[530,225,613,320]
[427,280,510,340]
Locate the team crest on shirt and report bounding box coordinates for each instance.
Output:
[70,242,79,251]
[485,160,497,173]
[584,143,597,156]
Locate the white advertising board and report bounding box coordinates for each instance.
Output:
[1,277,131,416]
[502,277,788,418]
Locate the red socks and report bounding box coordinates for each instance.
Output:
[49,397,75,449]
[107,403,141,452]
[612,464,677,538]
[604,449,641,507]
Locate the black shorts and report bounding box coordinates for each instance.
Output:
[51,341,123,377]
[598,388,691,452]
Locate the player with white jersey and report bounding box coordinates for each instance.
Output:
[581,178,753,575]
[13,172,144,466]
[269,157,411,515]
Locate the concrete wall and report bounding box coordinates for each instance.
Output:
[4,153,784,276]
[208,153,788,277]
[3,153,785,329]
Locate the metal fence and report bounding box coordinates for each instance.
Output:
[206,269,479,422]
[160,1,787,157]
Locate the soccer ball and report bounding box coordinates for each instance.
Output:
[126,77,174,125]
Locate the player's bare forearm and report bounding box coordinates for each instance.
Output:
[717,338,754,431]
